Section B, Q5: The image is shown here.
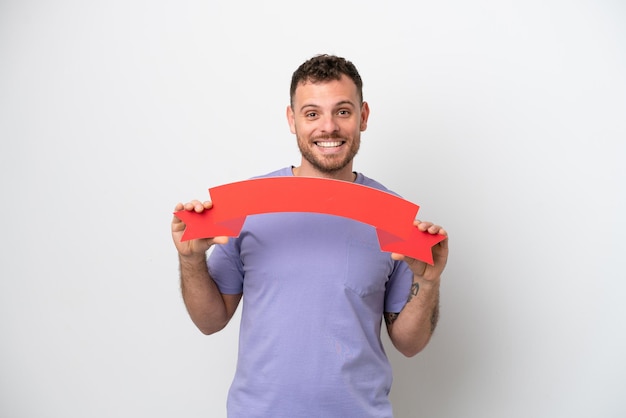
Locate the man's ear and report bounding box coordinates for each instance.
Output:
[360,101,370,131]
[286,105,296,134]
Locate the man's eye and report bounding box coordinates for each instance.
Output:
[338,110,350,116]
[306,112,317,118]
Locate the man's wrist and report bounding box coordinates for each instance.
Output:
[413,275,441,289]
[179,253,207,269]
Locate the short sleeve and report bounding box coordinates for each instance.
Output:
[207,238,245,295]
[384,260,412,313]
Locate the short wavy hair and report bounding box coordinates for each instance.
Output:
[290,54,364,106]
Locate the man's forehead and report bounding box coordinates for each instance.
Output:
[293,76,359,103]
[296,74,353,89]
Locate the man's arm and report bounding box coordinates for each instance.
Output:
[385,221,448,357]
[172,200,241,335]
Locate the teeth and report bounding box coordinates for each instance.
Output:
[316,141,342,148]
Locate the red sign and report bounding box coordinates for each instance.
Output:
[175,177,445,264]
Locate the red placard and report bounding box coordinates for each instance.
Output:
[175,177,445,264]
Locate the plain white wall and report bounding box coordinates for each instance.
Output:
[1,1,624,417]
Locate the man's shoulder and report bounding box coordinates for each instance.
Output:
[357,173,401,197]
[251,167,293,179]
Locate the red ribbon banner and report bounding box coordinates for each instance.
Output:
[175,177,445,264]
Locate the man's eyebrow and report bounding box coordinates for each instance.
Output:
[299,100,357,112]
[335,100,357,108]
[299,103,320,112]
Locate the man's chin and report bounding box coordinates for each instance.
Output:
[310,159,352,175]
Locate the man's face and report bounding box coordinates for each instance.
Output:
[287,75,369,177]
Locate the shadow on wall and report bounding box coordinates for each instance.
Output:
[385,253,497,418]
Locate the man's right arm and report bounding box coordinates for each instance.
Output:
[172,200,242,335]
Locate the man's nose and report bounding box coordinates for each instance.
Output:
[320,115,339,134]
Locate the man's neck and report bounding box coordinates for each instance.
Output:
[292,165,356,182]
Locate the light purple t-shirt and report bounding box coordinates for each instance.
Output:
[208,167,413,418]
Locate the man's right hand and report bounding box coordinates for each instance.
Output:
[171,200,229,258]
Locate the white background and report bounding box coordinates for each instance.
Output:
[1,1,625,417]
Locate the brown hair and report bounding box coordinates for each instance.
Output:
[290,54,364,106]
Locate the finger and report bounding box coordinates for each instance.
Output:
[212,236,229,245]
[416,221,433,232]
[437,233,449,250]
[172,203,186,226]
[427,224,442,234]
[171,215,186,232]
[193,200,206,212]
[192,200,214,212]
[182,200,206,212]
[391,252,405,261]
[416,221,446,235]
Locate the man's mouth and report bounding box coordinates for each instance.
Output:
[315,141,344,148]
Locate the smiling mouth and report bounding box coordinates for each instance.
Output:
[315,141,344,148]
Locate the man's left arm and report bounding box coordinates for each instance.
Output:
[385,221,448,357]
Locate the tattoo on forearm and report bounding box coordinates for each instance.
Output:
[387,285,440,334]
[407,282,419,303]
[405,282,440,334]
[384,312,399,325]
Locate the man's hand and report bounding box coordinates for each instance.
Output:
[171,200,229,258]
[391,220,448,281]
[172,200,239,335]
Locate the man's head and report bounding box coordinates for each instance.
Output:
[287,55,369,180]
[290,54,364,108]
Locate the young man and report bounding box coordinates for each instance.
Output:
[171,54,448,417]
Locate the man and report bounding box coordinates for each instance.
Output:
[171,54,448,417]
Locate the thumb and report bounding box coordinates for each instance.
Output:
[391,252,405,261]
[211,236,230,245]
